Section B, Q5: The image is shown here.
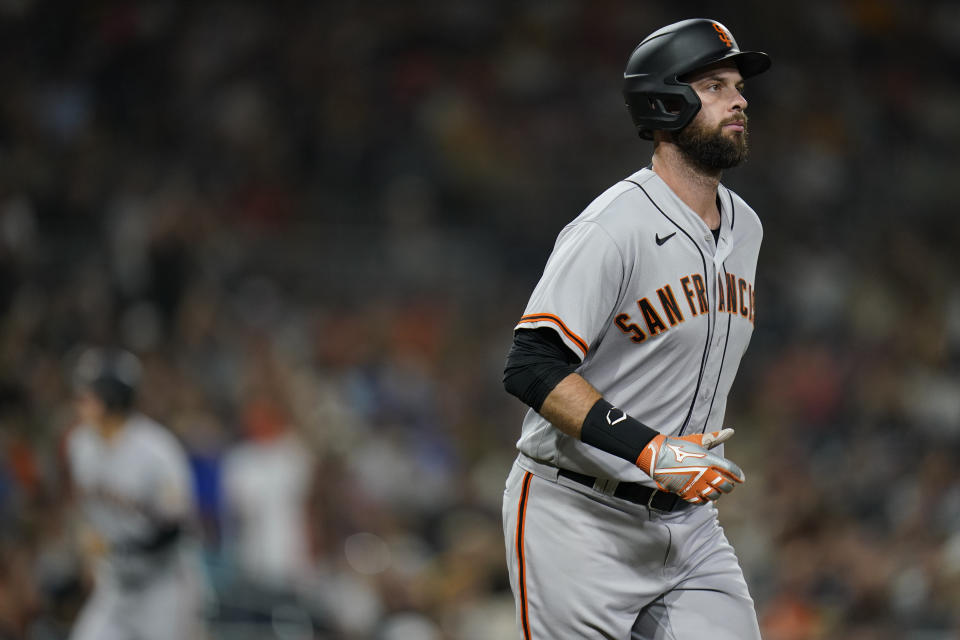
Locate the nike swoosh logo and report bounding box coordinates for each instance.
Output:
[655,232,676,246]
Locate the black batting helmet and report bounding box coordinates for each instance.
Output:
[72,347,142,413]
[623,19,771,140]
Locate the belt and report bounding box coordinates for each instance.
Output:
[558,469,689,512]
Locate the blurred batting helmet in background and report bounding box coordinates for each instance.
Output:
[72,347,142,413]
[623,18,771,140]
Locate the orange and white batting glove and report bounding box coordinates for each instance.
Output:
[636,428,745,504]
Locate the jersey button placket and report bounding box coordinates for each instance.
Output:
[699,259,717,406]
[696,255,725,416]
[714,319,726,348]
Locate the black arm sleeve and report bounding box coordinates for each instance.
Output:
[116,521,183,555]
[503,328,580,412]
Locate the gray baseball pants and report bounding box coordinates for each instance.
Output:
[502,456,761,640]
[69,563,206,640]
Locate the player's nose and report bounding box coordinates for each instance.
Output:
[732,91,748,111]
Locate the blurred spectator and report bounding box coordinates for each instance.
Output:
[222,393,315,589]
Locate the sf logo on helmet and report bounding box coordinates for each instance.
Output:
[713,23,733,48]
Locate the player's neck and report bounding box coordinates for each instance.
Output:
[96,414,128,441]
[651,145,721,230]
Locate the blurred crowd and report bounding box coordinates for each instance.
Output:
[0,0,958,638]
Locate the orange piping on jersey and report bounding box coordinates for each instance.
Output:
[516,472,534,640]
[517,314,588,357]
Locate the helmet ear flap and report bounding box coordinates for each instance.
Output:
[625,84,701,140]
[655,96,685,115]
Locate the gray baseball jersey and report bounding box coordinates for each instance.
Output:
[67,413,207,640]
[503,166,762,639]
[514,166,760,486]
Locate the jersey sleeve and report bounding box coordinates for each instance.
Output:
[145,433,194,523]
[516,221,625,361]
[64,426,93,490]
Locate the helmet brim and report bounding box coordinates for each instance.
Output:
[727,50,771,78]
[678,50,771,82]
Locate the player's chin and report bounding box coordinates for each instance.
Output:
[720,130,749,160]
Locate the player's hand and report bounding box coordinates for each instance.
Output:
[636,429,744,504]
[683,427,735,450]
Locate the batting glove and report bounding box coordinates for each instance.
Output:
[636,428,745,504]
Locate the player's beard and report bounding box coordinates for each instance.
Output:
[674,116,749,172]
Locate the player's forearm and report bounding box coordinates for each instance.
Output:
[538,373,601,438]
[503,328,658,455]
[543,375,661,467]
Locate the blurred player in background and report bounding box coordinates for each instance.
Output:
[65,347,209,640]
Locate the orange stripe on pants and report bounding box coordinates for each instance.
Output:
[516,472,533,639]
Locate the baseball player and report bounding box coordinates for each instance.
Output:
[65,347,208,640]
[501,19,770,639]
